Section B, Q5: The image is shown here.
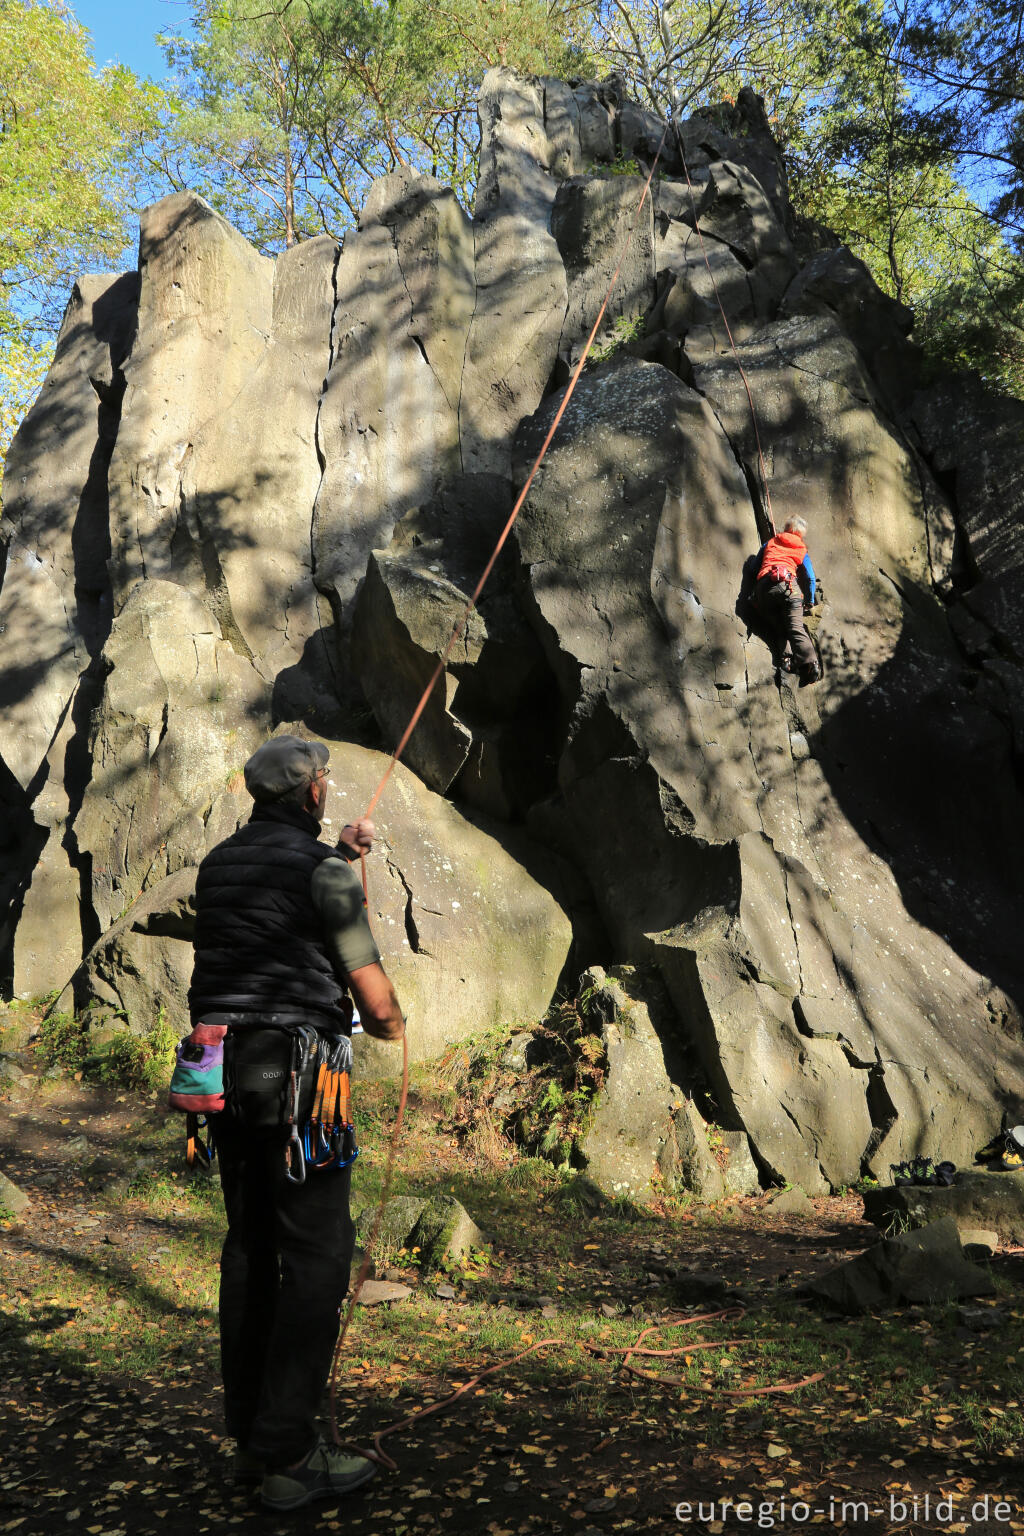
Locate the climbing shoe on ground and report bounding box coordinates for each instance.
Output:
[232,1446,263,1484]
[975,1131,1005,1164]
[261,1438,376,1511]
[890,1161,913,1187]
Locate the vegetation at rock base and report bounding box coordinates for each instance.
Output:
[432,989,609,1171]
[2,1005,1024,1529]
[34,1002,178,1094]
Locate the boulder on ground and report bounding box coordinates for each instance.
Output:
[359,1192,485,1270]
[805,1217,996,1313]
[769,1185,815,1218]
[409,1196,486,1268]
[862,1169,1024,1248]
[0,1170,31,1217]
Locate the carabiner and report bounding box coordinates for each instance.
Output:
[284,1123,306,1185]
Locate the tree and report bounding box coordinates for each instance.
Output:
[152,0,593,249]
[881,0,1023,243]
[155,0,330,248]
[587,0,841,151]
[0,0,159,341]
[0,0,158,480]
[800,0,1024,393]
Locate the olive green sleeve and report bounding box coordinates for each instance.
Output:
[310,856,382,979]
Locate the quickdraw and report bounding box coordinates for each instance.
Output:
[283,1027,358,1186]
[306,1034,358,1173]
[185,1111,216,1170]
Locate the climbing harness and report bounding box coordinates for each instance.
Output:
[168,1020,357,1185]
[763,562,795,589]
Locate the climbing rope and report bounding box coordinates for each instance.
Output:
[329,40,802,1462]
[328,118,675,1459]
[336,1309,833,1474]
[360,119,671,826]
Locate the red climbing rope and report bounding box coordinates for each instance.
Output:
[333,1308,836,1474]
[329,94,800,1469]
[362,121,671,824]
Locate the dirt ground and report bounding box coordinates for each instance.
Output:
[2,1050,1023,1536]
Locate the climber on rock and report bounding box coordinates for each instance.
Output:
[752,515,821,685]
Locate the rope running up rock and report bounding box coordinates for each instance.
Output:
[329,62,815,1467]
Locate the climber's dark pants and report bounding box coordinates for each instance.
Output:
[216,1110,353,1469]
[753,577,817,672]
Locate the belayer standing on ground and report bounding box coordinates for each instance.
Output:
[188,735,405,1512]
[752,515,821,685]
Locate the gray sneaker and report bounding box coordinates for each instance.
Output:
[261,1438,377,1511]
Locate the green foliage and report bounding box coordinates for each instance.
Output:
[588,311,646,366]
[0,1,156,327]
[0,0,161,485]
[37,1005,177,1093]
[511,993,607,1168]
[96,1010,178,1094]
[152,0,592,249]
[36,1009,88,1074]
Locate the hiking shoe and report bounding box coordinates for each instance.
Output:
[261,1438,376,1511]
[975,1131,1005,1163]
[232,1446,263,1484]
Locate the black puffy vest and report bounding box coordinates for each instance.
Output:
[189,803,348,1022]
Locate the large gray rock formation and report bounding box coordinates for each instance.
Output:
[4,70,1024,1192]
[58,740,571,1072]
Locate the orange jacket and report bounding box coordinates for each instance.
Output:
[757,530,808,583]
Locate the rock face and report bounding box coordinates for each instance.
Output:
[4,71,1024,1190]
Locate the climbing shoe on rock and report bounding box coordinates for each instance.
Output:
[935,1161,957,1187]
[890,1161,913,1187]
[799,660,821,687]
[261,1438,376,1511]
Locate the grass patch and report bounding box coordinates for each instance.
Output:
[5,1028,1024,1510]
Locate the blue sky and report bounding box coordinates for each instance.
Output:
[71,0,184,80]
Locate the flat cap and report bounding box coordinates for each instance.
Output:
[243,736,329,804]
